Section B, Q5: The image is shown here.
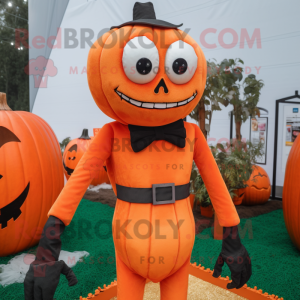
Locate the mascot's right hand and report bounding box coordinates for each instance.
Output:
[24,216,78,299]
[212,225,251,289]
[24,260,77,300]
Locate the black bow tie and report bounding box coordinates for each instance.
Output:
[128,119,186,153]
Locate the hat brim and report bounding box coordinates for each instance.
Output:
[110,19,183,30]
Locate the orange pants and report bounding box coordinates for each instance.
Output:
[116,253,190,300]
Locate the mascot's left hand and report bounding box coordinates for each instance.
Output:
[212,226,252,289]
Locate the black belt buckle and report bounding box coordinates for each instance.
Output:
[152,183,175,205]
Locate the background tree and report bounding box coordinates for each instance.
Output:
[220,59,264,141]
[59,137,71,156]
[0,0,29,111]
[190,58,264,142]
[189,60,229,139]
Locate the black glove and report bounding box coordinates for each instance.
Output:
[24,216,78,300]
[212,225,252,289]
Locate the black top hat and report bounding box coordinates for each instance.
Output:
[110,2,183,30]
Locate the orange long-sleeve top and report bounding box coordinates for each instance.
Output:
[49,121,240,227]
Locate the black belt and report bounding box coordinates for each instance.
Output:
[116,183,190,205]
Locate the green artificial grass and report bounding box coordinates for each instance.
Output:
[0,200,299,299]
[191,209,300,299]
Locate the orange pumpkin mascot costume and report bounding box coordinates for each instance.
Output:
[24,3,251,300]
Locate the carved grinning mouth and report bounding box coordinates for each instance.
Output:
[114,88,197,109]
[0,183,30,229]
[63,160,74,176]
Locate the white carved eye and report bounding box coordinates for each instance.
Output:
[165,41,198,84]
[122,36,159,84]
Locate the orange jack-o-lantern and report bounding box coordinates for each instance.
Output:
[63,129,92,179]
[283,135,300,250]
[87,26,206,127]
[63,129,110,185]
[232,188,246,205]
[0,93,64,256]
[243,165,271,205]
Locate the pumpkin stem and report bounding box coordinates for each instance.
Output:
[79,129,91,140]
[0,93,12,111]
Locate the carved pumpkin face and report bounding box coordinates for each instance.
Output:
[0,127,30,230]
[232,188,246,206]
[243,165,271,205]
[87,26,206,126]
[63,144,78,176]
[0,94,64,256]
[63,129,92,179]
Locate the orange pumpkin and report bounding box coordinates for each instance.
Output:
[63,129,110,185]
[200,205,214,218]
[283,135,300,250]
[0,93,64,256]
[243,165,271,205]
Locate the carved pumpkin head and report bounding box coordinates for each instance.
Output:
[0,93,64,256]
[87,25,206,126]
[243,165,271,205]
[63,129,110,185]
[232,188,246,206]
